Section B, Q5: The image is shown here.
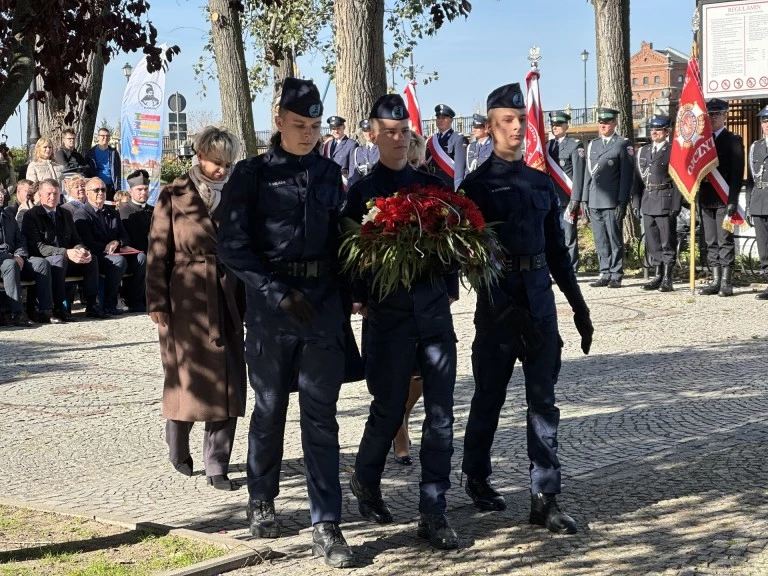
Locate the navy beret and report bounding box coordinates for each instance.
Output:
[434,104,456,118]
[487,83,525,110]
[279,77,322,119]
[369,94,410,120]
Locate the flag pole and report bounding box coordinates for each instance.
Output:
[690,3,700,294]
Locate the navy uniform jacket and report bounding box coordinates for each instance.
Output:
[73,203,130,254]
[464,137,493,177]
[575,133,634,209]
[218,147,346,339]
[632,141,682,216]
[342,163,458,340]
[425,129,469,191]
[347,143,380,188]
[0,208,28,258]
[746,138,768,216]
[322,135,358,177]
[547,136,585,206]
[699,129,744,208]
[458,153,585,323]
[21,204,87,257]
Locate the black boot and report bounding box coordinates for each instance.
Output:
[719,267,734,297]
[699,266,722,295]
[530,493,577,535]
[659,263,674,292]
[349,474,393,524]
[757,274,768,300]
[311,522,355,568]
[417,513,459,550]
[246,498,280,538]
[642,266,663,290]
[465,476,506,511]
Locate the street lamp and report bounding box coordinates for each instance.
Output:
[581,50,589,122]
[122,62,133,83]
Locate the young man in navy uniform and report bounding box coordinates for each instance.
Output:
[218,78,355,569]
[425,103,468,190]
[459,82,593,536]
[464,113,492,177]
[746,105,768,300]
[698,98,745,297]
[571,107,634,288]
[547,111,585,273]
[632,116,682,292]
[322,115,358,187]
[347,119,379,188]
[344,94,460,550]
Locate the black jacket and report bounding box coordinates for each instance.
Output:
[74,203,130,254]
[699,128,744,207]
[21,204,86,257]
[0,208,28,258]
[119,201,153,252]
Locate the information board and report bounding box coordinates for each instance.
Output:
[702,0,768,100]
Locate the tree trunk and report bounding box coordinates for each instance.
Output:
[334,0,386,125]
[270,50,296,133]
[0,2,36,136]
[209,0,257,159]
[594,0,632,142]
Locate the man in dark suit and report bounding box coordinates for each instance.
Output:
[74,177,131,315]
[698,98,745,297]
[21,178,106,321]
[633,116,682,292]
[119,170,152,311]
[745,105,768,300]
[321,116,357,186]
[425,104,469,190]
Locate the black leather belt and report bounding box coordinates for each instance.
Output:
[646,183,673,191]
[272,260,329,278]
[505,253,547,272]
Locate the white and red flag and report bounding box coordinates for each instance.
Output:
[524,68,547,173]
[403,80,422,136]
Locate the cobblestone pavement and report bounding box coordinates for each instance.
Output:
[2,275,768,575]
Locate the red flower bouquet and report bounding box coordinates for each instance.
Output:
[340,184,505,299]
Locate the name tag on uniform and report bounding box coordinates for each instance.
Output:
[266,180,288,187]
[490,187,511,193]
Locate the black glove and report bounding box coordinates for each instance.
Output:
[566,200,579,219]
[573,310,594,355]
[726,203,737,218]
[746,208,753,227]
[616,203,627,222]
[632,206,640,219]
[670,209,681,219]
[581,202,591,223]
[279,289,315,325]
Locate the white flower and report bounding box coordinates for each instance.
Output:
[362,206,380,225]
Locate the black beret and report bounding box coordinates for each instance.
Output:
[327,116,346,127]
[359,119,371,132]
[471,113,487,128]
[549,111,571,123]
[596,107,620,121]
[706,98,728,113]
[369,94,410,120]
[127,169,150,187]
[434,104,456,118]
[487,83,525,110]
[279,77,323,119]
[648,115,671,130]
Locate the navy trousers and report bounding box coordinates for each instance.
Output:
[47,254,99,309]
[355,333,456,514]
[97,253,127,310]
[701,205,735,268]
[462,315,563,495]
[245,330,344,525]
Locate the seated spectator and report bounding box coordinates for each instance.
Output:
[113,190,131,208]
[119,170,152,312]
[1,207,56,326]
[74,177,130,316]
[0,142,17,205]
[11,180,36,226]
[53,129,88,172]
[26,138,63,183]
[85,128,121,200]
[61,175,87,215]
[21,178,106,321]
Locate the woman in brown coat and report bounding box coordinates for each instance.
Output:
[147,127,246,491]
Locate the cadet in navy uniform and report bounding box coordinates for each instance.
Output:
[571,107,634,288]
[632,116,682,292]
[746,105,768,300]
[344,94,460,550]
[425,104,468,190]
[548,111,585,273]
[459,83,593,535]
[347,119,379,188]
[217,78,355,569]
[464,113,493,177]
[698,98,744,297]
[322,115,358,187]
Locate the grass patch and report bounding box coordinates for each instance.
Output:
[0,505,226,575]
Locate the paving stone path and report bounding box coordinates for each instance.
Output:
[2,275,768,575]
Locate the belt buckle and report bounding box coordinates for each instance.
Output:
[306,261,319,278]
[519,257,531,271]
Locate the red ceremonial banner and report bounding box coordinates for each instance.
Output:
[403,80,422,136]
[524,69,548,173]
[669,57,719,205]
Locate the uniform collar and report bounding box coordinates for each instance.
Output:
[130,199,147,209]
[714,127,725,138]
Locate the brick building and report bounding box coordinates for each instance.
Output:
[630,41,688,115]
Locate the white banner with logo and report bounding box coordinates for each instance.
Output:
[120,50,167,205]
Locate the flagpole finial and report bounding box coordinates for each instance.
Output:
[528,46,542,70]
[692,7,700,33]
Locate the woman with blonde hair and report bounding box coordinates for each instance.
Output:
[26,137,63,183]
[407,130,427,170]
[147,126,246,491]
[61,175,88,215]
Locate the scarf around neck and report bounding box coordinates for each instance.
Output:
[188,157,228,216]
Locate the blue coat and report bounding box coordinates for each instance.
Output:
[322,135,358,177]
[464,137,493,177]
[347,143,380,188]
